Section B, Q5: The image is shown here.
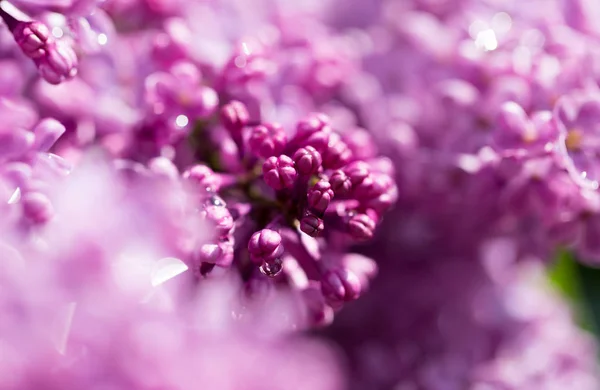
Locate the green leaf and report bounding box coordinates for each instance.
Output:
[548,250,597,334]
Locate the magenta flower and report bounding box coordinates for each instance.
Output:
[0,0,599,388]
[0,12,77,84]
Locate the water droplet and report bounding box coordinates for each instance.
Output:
[234,55,247,68]
[260,259,282,278]
[199,262,215,276]
[52,27,63,39]
[207,195,225,207]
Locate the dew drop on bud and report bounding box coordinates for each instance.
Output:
[207,194,225,207]
[260,258,282,278]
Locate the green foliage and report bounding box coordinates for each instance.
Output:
[548,250,598,335]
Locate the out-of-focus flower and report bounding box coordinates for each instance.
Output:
[326,241,600,390]
[0,153,345,390]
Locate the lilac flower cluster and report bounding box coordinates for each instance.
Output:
[117,102,395,326]
[0,0,600,388]
[327,243,600,390]
[0,157,343,389]
[320,0,600,265]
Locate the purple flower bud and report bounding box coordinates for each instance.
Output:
[293,146,322,176]
[195,241,233,267]
[147,157,179,179]
[263,155,298,190]
[11,21,49,59]
[204,204,234,237]
[347,212,378,241]
[301,130,332,153]
[291,113,332,150]
[364,185,398,214]
[151,18,191,66]
[321,132,352,170]
[341,127,378,160]
[300,212,325,237]
[32,118,65,152]
[2,162,32,187]
[21,191,53,224]
[301,283,334,327]
[182,164,220,192]
[321,268,362,302]
[307,180,334,214]
[36,40,78,85]
[354,172,395,201]
[248,229,284,265]
[296,113,330,136]
[220,100,249,136]
[329,170,352,196]
[0,129,34,160]
[367,157,396,176]
[495,101,535,145]
[248,124,287,158]
[4,16,78,85]
[343,161,371,187]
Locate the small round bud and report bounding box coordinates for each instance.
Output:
[22,192,53,224]
[321,269,362,302]
[182,164,220,192]
[32,118,65,152]
[203,204,234,237]
[263,155,298,190]
[307,180,334,214]
[248,124,287,158]
[347,212,377,241]
[343,161,371,187]
[221,100,250,135]
[248,229,284,264]
[300,213,324,237]
[13,21,49,59]
[37,41,78,85]
[321,132,352,170]
[329,170,352,196]
[147,157,179,179]
[293,146,322,176]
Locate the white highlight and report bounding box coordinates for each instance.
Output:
[241,41,251,55]
[475,29,498,51]
[151,257,189,287]
[468,20,487,39]
[175,114,189,128]
[97,33,108,46]
[7,187,20,204]
[55,302,77,355]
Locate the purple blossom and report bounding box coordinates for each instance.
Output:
[0,0,598,387]
[263,154,298,190]
[293,145,322,176]
[249,123,287,159]
[0,8,77,84]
